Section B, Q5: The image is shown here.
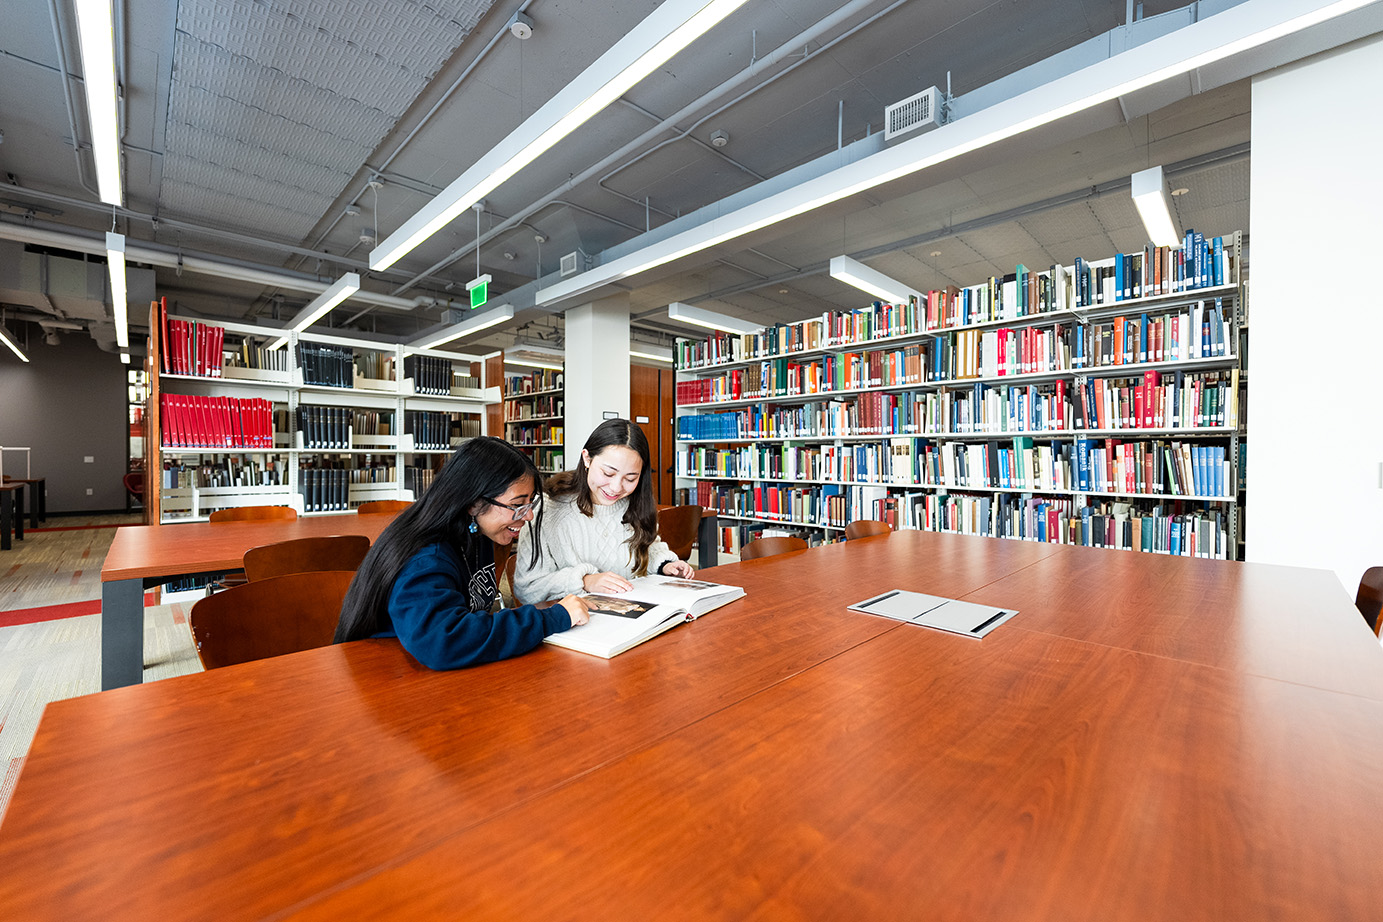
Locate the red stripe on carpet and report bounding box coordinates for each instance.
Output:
[0,592,158,628]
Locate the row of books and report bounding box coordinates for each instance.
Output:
[160,456,286,489]
[677,368,1238,438]
[679,435,1233,498]
[404,355,457,395]
[504,369,564,396]
[509,423,564,446]
[405,466,436,499]
[160,304,225,378]
[297,343,355,388]
[504,395,563,420]
[673,232,1236,369]
[299,469,352,513]
[676,307,1231,406]
[694,481,849,529]
[160,394,276,449]
[405,411,455,451]
[297,407,356,449]
[896,493,1231,559]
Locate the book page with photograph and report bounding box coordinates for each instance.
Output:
[543,576,745,659]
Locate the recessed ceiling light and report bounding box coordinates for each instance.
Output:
[929,250,942,258]
[778,288,789,295]
[1170,187,1190,196]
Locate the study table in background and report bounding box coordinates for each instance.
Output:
[8,532,1383,920]
[98,513,396,689]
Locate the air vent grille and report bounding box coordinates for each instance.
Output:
[885,86,942,141]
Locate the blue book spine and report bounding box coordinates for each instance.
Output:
[1139,313,1149,363]
[1115,254,1125,302]
[1076,438,1092,492]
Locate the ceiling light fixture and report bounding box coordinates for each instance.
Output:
[412,303,515,350]
[106,231,129,348]
[1131,166,1181,247]
[369,0,750,272]
[667,302,760,335]
[828,255,921,304]
[73,0,122,205]
[629,348,674,364]
[267,272,361,350]
[537,0,1371,306]
[0,323,29,363]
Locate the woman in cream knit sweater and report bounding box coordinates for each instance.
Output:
[513,419,694,604]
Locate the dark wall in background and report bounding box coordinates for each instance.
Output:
[0,329,127,513]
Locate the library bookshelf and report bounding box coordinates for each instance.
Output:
[674,232,1246,560]
[502,369,565,475]
[144,303,499,524]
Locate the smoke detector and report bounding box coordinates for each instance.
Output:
[359,227,377,245]
[509,12,534,39]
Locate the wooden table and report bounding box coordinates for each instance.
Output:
[8,532,1383,920]
[98,514,396,690]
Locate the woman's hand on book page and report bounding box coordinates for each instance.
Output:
[662,560,695,578]
[583,571,633,594]
[557,594,591,627]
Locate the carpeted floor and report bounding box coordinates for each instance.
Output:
[0,514,204,822]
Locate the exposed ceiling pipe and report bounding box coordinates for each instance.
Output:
[387,0,894,296]
[0,219,426,314]
[4,183,425,283]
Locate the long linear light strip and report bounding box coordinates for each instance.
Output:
[629,350,674,364]
[0,324,29,363]
[106,231,128,348]
[266,272,361,350]
[369,0,750,271]
[505,358,565,371]
[73,0,122,205]
[538,0,1371,305]
[828,255,921,304]
[412,304,515,350]
[667,301,760,335]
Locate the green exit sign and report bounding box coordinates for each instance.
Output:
[466,274,491,309]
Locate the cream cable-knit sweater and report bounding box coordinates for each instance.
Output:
[512,493,676,604]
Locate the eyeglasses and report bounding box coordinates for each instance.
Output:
[484,496,541,520]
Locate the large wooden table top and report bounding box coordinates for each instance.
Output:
[7,531,1383,920]
[100,513,397,582]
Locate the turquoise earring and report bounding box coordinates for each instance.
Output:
[468,520,478,534]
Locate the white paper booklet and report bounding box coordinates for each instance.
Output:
[544,575,746,659]
[848,589,1018,639]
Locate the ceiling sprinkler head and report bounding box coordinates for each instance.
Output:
[710,129,729,148]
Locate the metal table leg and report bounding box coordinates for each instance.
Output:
[101,578,146,690]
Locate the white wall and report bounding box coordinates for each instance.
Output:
[1247,33,1383,595]
[564,293,631,453]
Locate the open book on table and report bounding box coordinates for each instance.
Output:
[544,575,745,659]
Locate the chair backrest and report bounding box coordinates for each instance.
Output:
[844,519,892,541]
[209,505,298,523]
[1355,567,1383,636]
[357,499,413,514]
[739,535,808,561]
[189,570,356,669]
[242,535,372,582]
[657,504,703,559]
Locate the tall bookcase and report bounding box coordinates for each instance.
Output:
[674,232,1246,560]
[503,368,565,475]
[145,307,499,524]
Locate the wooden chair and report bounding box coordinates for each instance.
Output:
[242,535,371,582]
[209,505,298,523]
[357,500,413,514]
[1355,567,1383,636]
[844,519,892,540]
[189,570,356,670]
[656,504,703,559]
[739,535,808,561]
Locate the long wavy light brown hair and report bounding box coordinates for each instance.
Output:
[545,418,659,575]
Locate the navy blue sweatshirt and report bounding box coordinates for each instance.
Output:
[380,540,572,669]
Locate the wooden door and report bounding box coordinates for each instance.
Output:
[630,365,675,504]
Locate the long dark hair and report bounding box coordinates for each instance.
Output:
[335,436,543,642]
[546,418,659,575]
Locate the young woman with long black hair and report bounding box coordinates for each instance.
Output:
[512,418,694,604]
[335,436,589,669]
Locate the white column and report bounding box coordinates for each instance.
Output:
[564,293,630,452]
[1247,34,1383,596]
